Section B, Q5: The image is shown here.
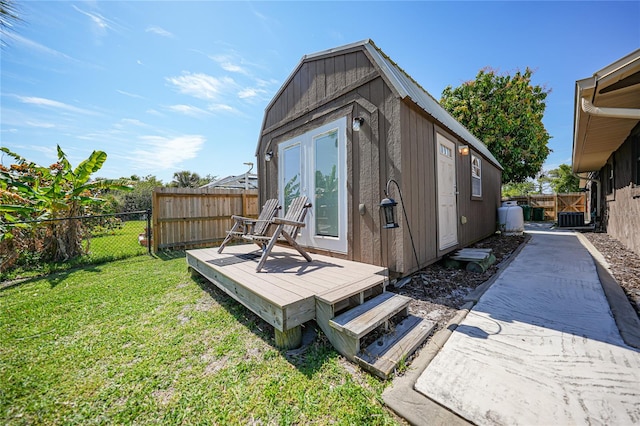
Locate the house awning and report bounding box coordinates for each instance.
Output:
[572,49,640,174]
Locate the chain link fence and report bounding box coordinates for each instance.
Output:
[1,210,152,281]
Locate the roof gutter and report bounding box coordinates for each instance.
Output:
[581,97,640,119]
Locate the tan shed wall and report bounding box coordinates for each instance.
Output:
[257,46,501,275]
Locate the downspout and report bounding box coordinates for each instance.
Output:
[581,98,640,119]
[591,176,601,226]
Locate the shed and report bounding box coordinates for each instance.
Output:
[256,39,503,275]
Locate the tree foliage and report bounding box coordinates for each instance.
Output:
[502,181,537,197]
[441,67,551,183]
[120,175,163,212]
[0,146,131,261]
[1,0,21,49]
[171,170,201,188]
[542,163,580,193]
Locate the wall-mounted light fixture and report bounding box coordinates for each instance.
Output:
[380,196,398,229]
[265,150,273,162]
[380,179,420,273]
[352,117,365,132]
[458,145,470,156]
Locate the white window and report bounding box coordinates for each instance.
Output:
[471,155,482,197]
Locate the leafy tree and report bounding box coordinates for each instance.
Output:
[199,174,217,187]
[441,67,551,183]
[0,146,131,261]
[120,175,164,212]
[1,0,21,49]
[502,181,536,197]
[171,170,201,188]
[542,163,580,193]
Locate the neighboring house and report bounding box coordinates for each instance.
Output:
[572,49,640,257]
[255,39,503,276]
[200,173,258,190]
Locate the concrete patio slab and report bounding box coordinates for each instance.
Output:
[413,230,640,425]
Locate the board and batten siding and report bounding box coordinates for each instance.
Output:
[258,48,402,269]
[457,147,501,246]
[257,42,502,275]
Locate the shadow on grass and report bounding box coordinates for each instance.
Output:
[0,253,156,291]
[191,271,338,378]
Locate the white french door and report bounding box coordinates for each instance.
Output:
[278,117,347,253]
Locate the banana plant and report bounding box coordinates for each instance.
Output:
[0,146,131,261]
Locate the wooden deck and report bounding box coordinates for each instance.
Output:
[186,244,388,333]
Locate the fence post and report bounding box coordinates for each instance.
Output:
[146,209,152,255]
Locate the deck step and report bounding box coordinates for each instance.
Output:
[317,274,387,306]
[329,292,411,339]
[356,315,436,379]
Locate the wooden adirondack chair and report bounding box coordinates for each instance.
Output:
[217,198,280,254]
[249,196,313,272]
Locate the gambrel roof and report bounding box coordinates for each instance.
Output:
[263,39,502,169]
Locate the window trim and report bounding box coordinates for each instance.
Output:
[471,154,482,199]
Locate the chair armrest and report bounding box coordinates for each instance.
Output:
[231,215,254,222]
[272,217,306,227]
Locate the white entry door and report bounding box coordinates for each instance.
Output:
[436,133,458,250]
[278,117,347,253]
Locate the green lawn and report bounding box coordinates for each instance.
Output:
[2,220,148,281]
[0,254,397,425]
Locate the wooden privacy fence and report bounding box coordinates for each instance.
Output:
[152,188,259,251]
[503,193,587,222]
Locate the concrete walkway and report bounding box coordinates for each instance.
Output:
[384,225,640,425]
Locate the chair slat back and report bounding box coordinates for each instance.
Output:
[282,196,311,237]
[254,199,280,236]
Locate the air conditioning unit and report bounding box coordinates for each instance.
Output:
[557,212,584,228]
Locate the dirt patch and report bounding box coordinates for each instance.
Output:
[394,233,526,332]
[581,232,640,316]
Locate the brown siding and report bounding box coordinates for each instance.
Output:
[257,45,502,275]
[601,126,640,256]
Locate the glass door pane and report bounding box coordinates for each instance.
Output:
[282,144,301,214]
[314,130,339,237]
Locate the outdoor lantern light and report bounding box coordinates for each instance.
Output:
[380,196,399,229]
[380,178,420,271]
[352,117,364,132]
[458,145,470,156]
[265,150,273,162]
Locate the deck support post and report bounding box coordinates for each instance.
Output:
[275,326,302,349]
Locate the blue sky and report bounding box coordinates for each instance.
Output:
[2,1,639,184]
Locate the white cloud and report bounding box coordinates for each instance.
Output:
[117,89,144,99]
[25,120,56,128]
[238,87,266,99]
[10,34,76,62]
[146,109,164,117]
[209,54,249,75]
[146,26,174,38]
[133,135,205,170]
[166,72,235,101]
[167,104,210,117]
[72,5,113,36]
[14,95,98,115]
[208,104,237,114]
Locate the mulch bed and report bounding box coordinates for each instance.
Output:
[582,232,640,316]
[394,233,526,332]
